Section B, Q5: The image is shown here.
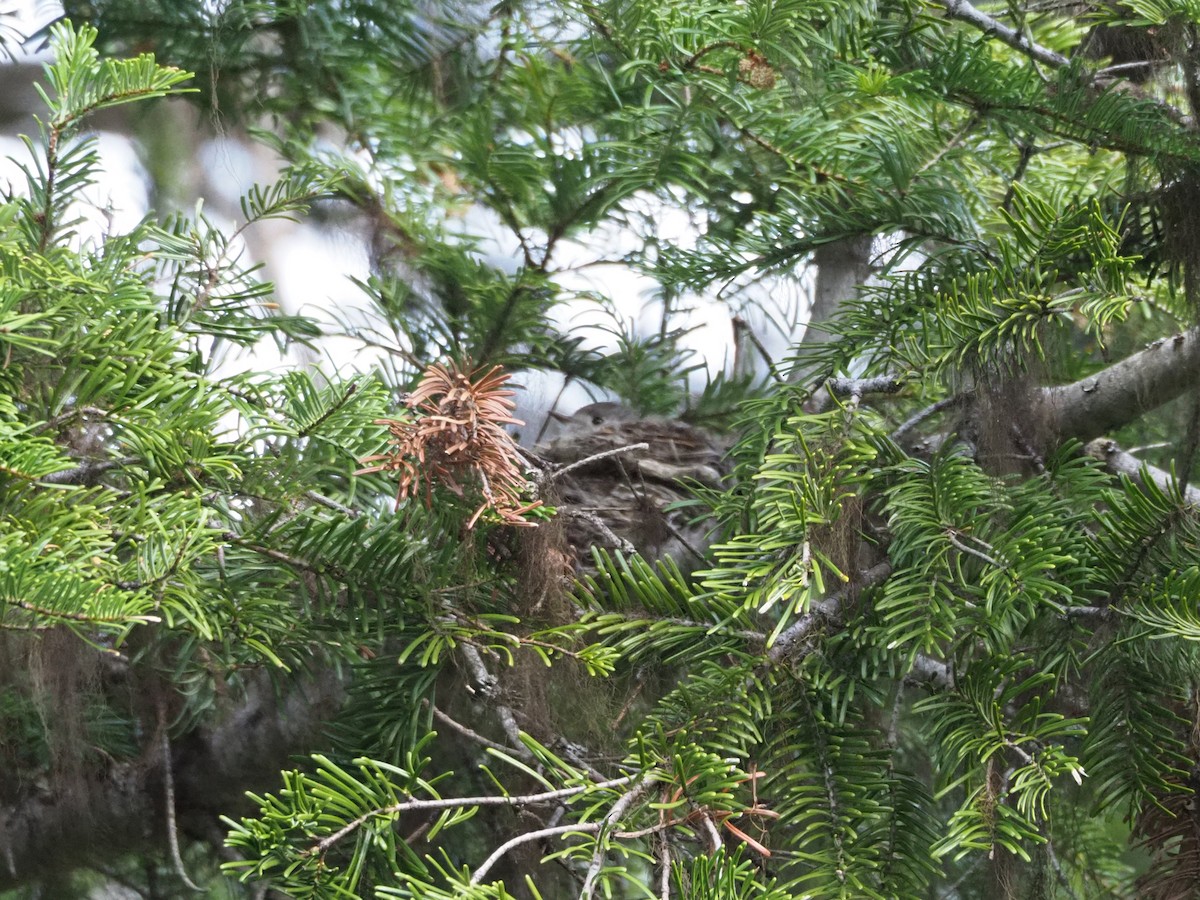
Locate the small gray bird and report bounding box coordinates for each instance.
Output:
[536,402,729,574]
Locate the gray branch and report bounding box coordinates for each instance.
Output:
[38,457,137,485]
[1084,438,1200,507]
[1040,330,1200,443]
[767,561,893,664]
[937,0,1069,69]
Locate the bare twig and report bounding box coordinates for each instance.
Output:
[936,0,1068,69]
[429,703,513,755]
[891,393,971,442]
[458,643,529,754]
[580,779,653,899]
[700,814,724,852]
[657,832,671,900]
[473,822,601,883]
[945,530,1006,568]
[159,698,204,892]
[312,775,637,858]
[559,508,638,555]
[304,490,359,518]
[548,442,650,483]
[732,315,785,383]
[9,599,160,626]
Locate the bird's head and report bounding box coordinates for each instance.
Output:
[550,401,639,435]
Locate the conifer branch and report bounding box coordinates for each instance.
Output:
[1084,438,1200,507]
[1042,330,1200,441]
[936,0,1069,69]
[767,561,893,663]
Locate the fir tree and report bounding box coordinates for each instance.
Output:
[6,2,1200,897]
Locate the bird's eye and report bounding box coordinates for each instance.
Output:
[591,415,604,426]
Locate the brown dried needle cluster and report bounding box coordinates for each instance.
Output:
[359,362,540,528]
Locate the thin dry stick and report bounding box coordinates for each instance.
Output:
[159,697,203,892]
[313,775,637,857]
[473,821,603,884]
[580,779,653,899]
[732,315,785,383]
[470,787,672,886]
[458,643,530,755]
[559,509,637,555]
[891,393,970,442]
[548,442,650,482]
[657,832,671,900]
[429,703,513,754]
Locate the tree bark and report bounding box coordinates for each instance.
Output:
[790,234,874,389]
[1039,329,1200,441]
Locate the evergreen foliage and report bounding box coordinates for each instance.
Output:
[9,1,1200,897]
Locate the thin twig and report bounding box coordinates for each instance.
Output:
[458,643,529,754]
[304,490,360,518]
[700,814,723,852]
[559,509,638,555]
[159,697,204,892]
[732,316,785,383]
[580,779,652,899]
[937,0,1068,69]
[945,530,1006,568]
[891,393,971,442]
[548,442,650,482]
[312,775,637,857]
[9,599,161,625]
[657,832,671,900]
[473,821,604,884]
[915,113,980,178]
[470,808,675,886]
[429,703,513,754]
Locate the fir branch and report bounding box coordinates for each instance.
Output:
[767,561,893,663]
[580,779,654,899]
[936,0,1068,69]
[1042,330,1200,441]
[1084,438,1200,506]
